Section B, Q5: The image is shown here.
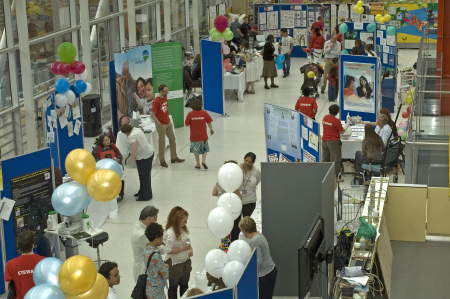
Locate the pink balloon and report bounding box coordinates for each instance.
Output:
[222,44,230,55]
[225,63,233,72]
[50,62,61,74]
[214,16,229,33]
[224,58,231,64]
[57,63,71,75]
[71,61,86,75]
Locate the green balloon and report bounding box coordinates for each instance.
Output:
[209,28,216,36]
[386,26,396,36]
[57,42,77,64]
[339,23,348,34]
[223,29,234,41]
[367,23,376,33]
[211,30,222,41]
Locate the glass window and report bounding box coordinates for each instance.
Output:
[136,0,155,5]
[27,0,71,40]
[0,112,17,158]
[171,0,186,32]
[0,5,5,49]
[136,4,157,43]
[89,0,119,20]
[0,53,12,111]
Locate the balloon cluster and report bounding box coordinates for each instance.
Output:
[25,256,108,299]
[210,16,234,42]
[375,13,392,24]
[401,90,414,119]
[203,163,253,287]
[224,58,233,72]
[51,149,123,217]
[51,42,92,108]
[401,105,412,119]
[352,0,365,14]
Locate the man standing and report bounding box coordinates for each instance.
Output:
[120,124,154,201]
[99,262,120,299]
[279,28,294,78]
[230,16,242,45]
[152,84,184,168]
[5,231,45,299]
[131,205,159,280]
[321,35,341,93]
[240,16,251,44]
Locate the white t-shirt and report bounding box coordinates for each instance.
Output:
[128,127,154,160]
[239,167,261,205]
[280,36,294,55]
[131,221,148,280]
[163,228,190,266]
[375,125,392,146]
[107,287,118,299]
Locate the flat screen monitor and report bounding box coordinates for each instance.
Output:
[298,215,324,299]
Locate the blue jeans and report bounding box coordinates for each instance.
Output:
[328,84,338,102]
[282,54,291,75]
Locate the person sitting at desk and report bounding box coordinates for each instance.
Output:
[375,114,393,146]
[354,124,385,184]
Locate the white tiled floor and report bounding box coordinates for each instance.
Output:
[78,50,418,298]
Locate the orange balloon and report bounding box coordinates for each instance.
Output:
[59,255,97,296]
[86,169,121,202]
[66,274,109,299]
[65,149,96,185]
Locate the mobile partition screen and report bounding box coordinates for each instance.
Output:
[236,250,258,299]
[191,288,233,299]
[201,39,225,115]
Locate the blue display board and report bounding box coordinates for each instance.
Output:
[339,55,380,122]
[375,24,398,78]
[0,148,52,294]
[201,40,225,115]
[44,93,84,174]
[236,250,258,299]
[342,22,375,52]
[193,288,234,299]
[264,104,320,163]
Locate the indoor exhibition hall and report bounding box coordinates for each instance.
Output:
[0,0,448,299]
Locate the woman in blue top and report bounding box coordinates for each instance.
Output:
[144,223,169,299]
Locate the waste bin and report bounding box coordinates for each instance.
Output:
[82,94,102,137]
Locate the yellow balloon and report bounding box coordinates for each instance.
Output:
[358,6,364,14]
[307,71,315,79]
[384,14,392,22]
[59,255,97,296]
[375,14,383,22]
[353,6,360,13]
[357,0,364,6]
[379,17,385,24]
[65,149,96,185]
[405,95,413,104]
[86,169,121,202]
[66,274,109,299]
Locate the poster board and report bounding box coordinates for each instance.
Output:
[236,250,258,299]
[264,104,320,163]
[339,55,379,122]
[201,40,225,115]
[375,24,397,78]
[44,93,84,174]
[342,22,375,51]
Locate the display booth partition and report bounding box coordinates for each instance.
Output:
[0,148,53,294]
[201,40,225,115]
[341,22,375,52]
[236,250,258,299]
[261,162,335,296]
[191,288,234,299]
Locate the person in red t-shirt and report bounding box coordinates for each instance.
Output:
[321,104,347,177]
[309,28,325,63]
[151,84,185,168]
[310,16,324,33]
[5,231,45,299]
[185,97,214,170]
[295,87,318,120]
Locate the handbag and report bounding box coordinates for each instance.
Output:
[7,281,16,299]
[131,252,155,299]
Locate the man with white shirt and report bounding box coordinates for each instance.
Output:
[99,262,120,299]
[279,28,294,78]
[321,35,342,93]
[121,123,154,201]
[131,205,159,280]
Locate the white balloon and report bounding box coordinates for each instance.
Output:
[205,249,229,278]
[217,163,243,192]
[228,240,252,264]
[54,93,68,108]
[222,260,245,287]
[84,82,93,94]
[75,70,89,81]
[207,207,233,239]
[65,90,77,105]
[218,193,242,220]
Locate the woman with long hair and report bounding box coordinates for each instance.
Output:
[356,76,372,99]
[164,207,192,299]
[239,152,261,218]
[344,76,355,97]
[354,124,384,183]
[379,108,398,138]
[262,34,278,90]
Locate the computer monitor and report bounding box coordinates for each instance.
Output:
[298,215,325,299]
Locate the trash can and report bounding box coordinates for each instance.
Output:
[82,94,102,137]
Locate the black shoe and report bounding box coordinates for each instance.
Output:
[283,74,287,78]
[270,84,279,88]
[264,85,270,89]
[134,192,139,197]
[136,197,152,201]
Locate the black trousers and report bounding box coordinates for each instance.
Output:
[168,259,191,299]
[259,267,277,299]
[136,155,154,201]
[230,203,257,242]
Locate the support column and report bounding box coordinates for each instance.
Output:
[80,0,93,83]
[192,0,200,53]
[164,0,171,41]
[127,0,137,46]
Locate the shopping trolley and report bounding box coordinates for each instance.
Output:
[336,184,368,234]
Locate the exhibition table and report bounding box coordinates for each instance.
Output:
[341,124,365,160]
[224,71,246,101]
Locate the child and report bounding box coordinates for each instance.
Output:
[295,87,318,120]
[328,64,339,102]
[185,96,214,169]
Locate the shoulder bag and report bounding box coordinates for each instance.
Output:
[131,252,155,299]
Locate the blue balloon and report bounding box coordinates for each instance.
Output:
[387,26,396,36]
[24,284,64,299]
[33,257,63,286]
[367,23,376,33]
[51,181,91,216]
[341,49,349,54]
[54,78,70,94]
[74,80,87,94]
[339,23,348,34]
[96,158,124,178]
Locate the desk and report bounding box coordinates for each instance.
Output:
[224,71,246,101]
[341,124,365,160]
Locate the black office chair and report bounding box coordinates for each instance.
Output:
[85,232,109,268]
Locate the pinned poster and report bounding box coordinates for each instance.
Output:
[0,198,15,221]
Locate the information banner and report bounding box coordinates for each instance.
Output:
[300,114,320,162]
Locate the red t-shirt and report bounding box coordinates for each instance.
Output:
[309,34,325,50]
[185,110,213,142]
[152,96,170,124]
[295,96,318,119]
[311,21,324,32]
[5,254,45,299]
[322,114,344,141]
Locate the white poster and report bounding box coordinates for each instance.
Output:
[386,35,396,46]
[338,4,349,20]
[218,3,225,16]
[360,32,374,44]
[267,11,279,30]
[343,61,376,113]
[280,10,294,29]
